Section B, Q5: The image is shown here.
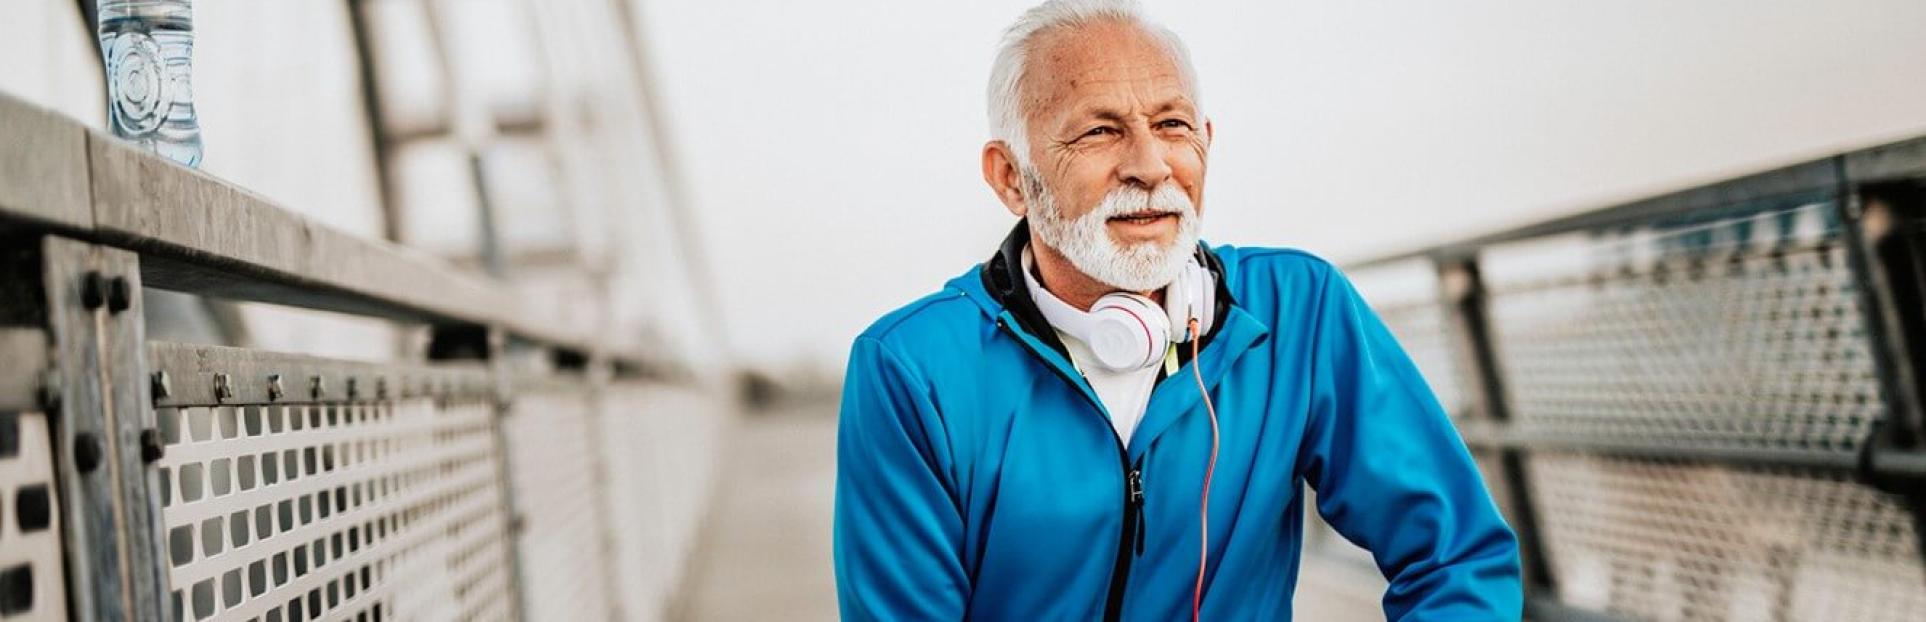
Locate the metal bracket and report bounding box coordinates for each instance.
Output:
[39,236,170,622]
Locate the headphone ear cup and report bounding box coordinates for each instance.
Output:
[1089,294,1168,371]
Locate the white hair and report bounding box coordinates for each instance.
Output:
[987,0,1201,167]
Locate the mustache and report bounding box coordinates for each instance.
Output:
[1090,185,1194,220]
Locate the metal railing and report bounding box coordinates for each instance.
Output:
[1306,136,1926,620]
[0,92,729,622]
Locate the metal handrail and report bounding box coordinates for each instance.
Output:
[0,92,642,367]
[1347,135,1926,270]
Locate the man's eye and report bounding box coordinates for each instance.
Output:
[1158,119,1194,131]
[1081,127,1117,138]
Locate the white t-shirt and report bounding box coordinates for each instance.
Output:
[1023,266,1163,445]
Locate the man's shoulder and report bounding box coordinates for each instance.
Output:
[846,281,995,383]
[1211,243,1342,291]
[853,277,990,355]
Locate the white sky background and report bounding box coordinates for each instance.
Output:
[638,0,1926,370]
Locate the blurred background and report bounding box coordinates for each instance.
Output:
[3,0,1926,620]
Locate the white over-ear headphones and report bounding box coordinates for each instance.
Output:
[1024,247,1218,373]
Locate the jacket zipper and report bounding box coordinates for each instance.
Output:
[996,317,1142,622]
[1105,455,1144,622]
[1131,460,1146,556]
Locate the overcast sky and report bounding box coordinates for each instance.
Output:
[635,0,1926,369]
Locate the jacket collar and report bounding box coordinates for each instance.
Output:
[974,221,1236,367]
[979,222,1072,360]
[956,221,1271,457]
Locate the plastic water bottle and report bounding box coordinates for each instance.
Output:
[98,0,203,167]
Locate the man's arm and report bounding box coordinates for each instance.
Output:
[1295,265,1523,620]
[833,336,969,620]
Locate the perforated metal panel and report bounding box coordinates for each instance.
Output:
[154,395,515,622]
[0,411,69,620]
[1527,452,1926,621]
[1480,202,1883,453]
[1346,260,1473,420]
[502,386,614,620]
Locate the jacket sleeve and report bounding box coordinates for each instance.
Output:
[1295,266,1523,620]
[834,336,969,620]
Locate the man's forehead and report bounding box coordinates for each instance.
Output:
[1028,20,1180,83]
[1024,21,1192,116]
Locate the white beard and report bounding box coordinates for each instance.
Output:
[1026,168,1200,292]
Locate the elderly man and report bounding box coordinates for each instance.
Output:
[833,1,1521,619]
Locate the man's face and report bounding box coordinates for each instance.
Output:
[1023,21,1210,253]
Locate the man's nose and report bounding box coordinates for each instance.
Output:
[1116,131,1173,189]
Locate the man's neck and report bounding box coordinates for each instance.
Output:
[1029,232,1162,311]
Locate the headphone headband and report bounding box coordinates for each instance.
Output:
[1023,246,1216,373]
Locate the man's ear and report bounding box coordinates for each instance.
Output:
[982,141,1028,218]
[1203,118,1215,148]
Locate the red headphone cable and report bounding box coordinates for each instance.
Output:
[1188,318,1218,622]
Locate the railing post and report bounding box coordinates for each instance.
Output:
[1436,258,1555,596]
[1838,174,1926,575]
[22,235,171,621]
[429,323,530,621]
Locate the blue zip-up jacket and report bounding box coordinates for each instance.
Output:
[835,226,1521,620]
